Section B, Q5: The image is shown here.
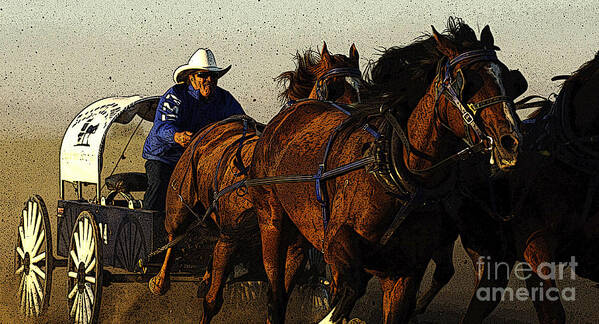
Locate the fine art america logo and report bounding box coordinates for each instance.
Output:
[475,256,578,302]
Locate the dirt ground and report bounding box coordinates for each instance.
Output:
[1,132,598,323]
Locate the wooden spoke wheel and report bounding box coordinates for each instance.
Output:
[113,216,147,272]
[14,195,53,318]
[67,211,103,324]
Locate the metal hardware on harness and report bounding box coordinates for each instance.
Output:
[463,111,474,125]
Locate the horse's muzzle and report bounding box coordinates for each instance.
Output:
[493,132,520,171]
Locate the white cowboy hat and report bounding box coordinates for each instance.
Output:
[173,48,231,84]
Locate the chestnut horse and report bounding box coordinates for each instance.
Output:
[416,52,599,323]
[249,19,524,324]
[148,43,362,324]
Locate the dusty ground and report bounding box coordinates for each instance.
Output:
[1,130,598,323]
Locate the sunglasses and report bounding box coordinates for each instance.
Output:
[194,71,219,79]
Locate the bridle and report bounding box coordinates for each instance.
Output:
[434,49,514,149]
[394,49,516,176]
[314,67,362,102]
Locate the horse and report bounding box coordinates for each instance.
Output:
[415,52,599,323]
[248,18,525,324]
[147,42,362,324]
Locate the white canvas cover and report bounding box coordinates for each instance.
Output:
[60,96,159,186]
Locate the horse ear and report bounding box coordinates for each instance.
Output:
[349,43,359,65]
[321,41,332,62]
[431,26,458,58]
[480,25,495,50]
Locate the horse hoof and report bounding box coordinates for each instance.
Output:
[149,275,170,296]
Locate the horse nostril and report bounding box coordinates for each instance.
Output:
[500,134,518,153]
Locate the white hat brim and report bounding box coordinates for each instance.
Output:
[173,64,231,84]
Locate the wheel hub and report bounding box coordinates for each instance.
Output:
[23,252,31,275]
[77,261,86,291]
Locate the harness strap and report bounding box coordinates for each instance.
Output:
[379,190,422,245]
[315,104,382,232]
[406,140,491,176]
[233,118,250,176]
[212,136,244,209]
[329,102,352,116]
[314,164,328,229]
[315,67,362,101]
[244,156,376,187]
[466,96,512,114]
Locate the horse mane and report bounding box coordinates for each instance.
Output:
[275,49,320,102]
[561,50,599,91]
[276,48,359,103]
[354,17,488,122]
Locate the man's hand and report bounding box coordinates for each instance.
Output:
[174,131,193,147]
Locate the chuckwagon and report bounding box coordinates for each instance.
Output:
[13,96,228,323]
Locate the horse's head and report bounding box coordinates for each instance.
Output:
[309,41,362,104]
[431,25,522,171]
[276,42,362,104]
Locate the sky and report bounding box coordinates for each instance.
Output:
[1,0,597,138]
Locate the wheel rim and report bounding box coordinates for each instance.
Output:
[15,195,52,317]
[67,211,102,324]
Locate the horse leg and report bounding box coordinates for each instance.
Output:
[284,231,307,294]
[460,248,513,324]
[255,189,288,324]
[414,242,455,315]
[379,274,423,324]
[200,236,236,324]
[523,231,565,324]
[523,274,565,324]
[149,234,174,295]
[198,254,213,299]
[321,226,370,323]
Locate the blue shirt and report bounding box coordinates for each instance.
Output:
[143,83,245,165]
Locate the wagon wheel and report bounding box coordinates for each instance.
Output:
[67,211,103,324]
[113,216,147,272]
[14,195,53,318]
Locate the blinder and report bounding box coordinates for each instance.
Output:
[450,69,466,102]
[507,69,528,99]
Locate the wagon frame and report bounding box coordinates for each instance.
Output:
[13,96,217,323]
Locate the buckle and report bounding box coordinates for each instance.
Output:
[467,103,477,114]
[462,111,474,124]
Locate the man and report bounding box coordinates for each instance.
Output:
[143,48,245,211]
